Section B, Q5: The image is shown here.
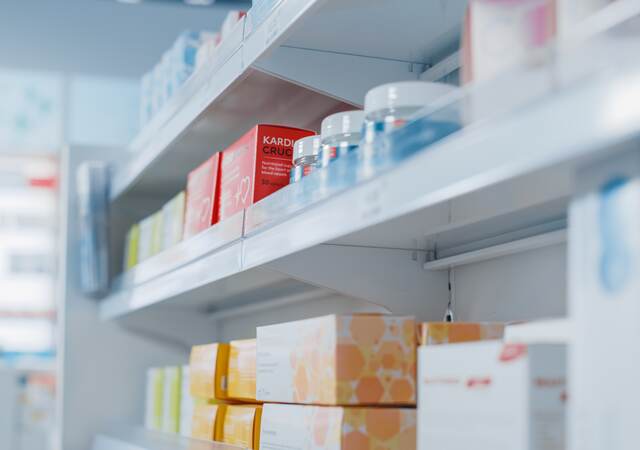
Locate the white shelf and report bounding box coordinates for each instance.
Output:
[110,0,466,202]
[100,53,640,321]
[94,427,245,450]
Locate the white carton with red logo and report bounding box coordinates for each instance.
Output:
[418,341,566,450]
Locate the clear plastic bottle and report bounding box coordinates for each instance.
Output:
[360,81,456,177]
[290,135,321,183]
[318,110,365,168]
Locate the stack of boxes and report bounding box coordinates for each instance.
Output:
[124,124,315,270]
[145,317,569,448]
[257,314,418,450]
[188,340,262,449]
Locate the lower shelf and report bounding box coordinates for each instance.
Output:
[93,427,246,450]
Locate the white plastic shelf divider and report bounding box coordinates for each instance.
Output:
[114,211,245,289]
[93,427,246,450]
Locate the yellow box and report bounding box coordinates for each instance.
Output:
[260,403,416,450]
[123,223,140,270]
[418,322,505,346]
[189,343,230,400]
[257,314,416,405]
[191,401,224,441]
[219,404,262,450]
[228,339,257,402]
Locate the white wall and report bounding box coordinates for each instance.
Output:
[0,0,238,78]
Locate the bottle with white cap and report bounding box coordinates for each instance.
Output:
[290,135,321,183]
[318,110,365,169]
[360,81,457,167]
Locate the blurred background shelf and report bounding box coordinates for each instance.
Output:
[93,427,246,450]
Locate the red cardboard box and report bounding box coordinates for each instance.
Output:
[183,153,220,239]
[218,124,315,220]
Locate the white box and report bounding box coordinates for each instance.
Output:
[569,151,640,450]
[418,341,566,450]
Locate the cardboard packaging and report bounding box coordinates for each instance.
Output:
[162,366,182,434]
[138,212,162,262]
[218,124,315,221]
[418,322,505,345]
[189,343,230,400]
[260,403,416,450]
[461,0,556,85]
[179,365,194,437]
[191,402,224,441]
[161,191,185,250]
[219,404,262,450]
[257,314,416,405]
[123,223,140,270]
[569,152,640,450]
[418,341,566,450]
[145,368,165,431]
[183,153,220,240]
[228,339,257,402]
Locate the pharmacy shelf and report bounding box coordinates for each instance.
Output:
[100,60,640,322]
[93,427,245,450]
[110,0,466,202]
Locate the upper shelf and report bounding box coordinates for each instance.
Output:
[110,0,467,202]
[100,37,640,322]
[93,427,245,450]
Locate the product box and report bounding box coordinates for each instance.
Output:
[418,322,505,345]
[145,367,165,431]
[218,124,315,221]
[260,403,416,450]
[183,153,220,239]
[461,0,556,84]
[418,341,566,450]
[504,319,571,344]
[257,314,416,405]
[189,342,230,400]
[219,404,262,450]
[228,339,257,401]
[137,213,157,262]
[123,223,140,270]
[162,366,182,434]
[179,365,194,437]
[191,402,224,441]
[161,191,185,250]
[569,152,640,450]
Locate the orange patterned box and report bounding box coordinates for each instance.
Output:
[256,314,416,405]
[260,403,416,450]
[418,322,505,346]
[189,343,230,400]
[219,404,262,450]
[191,402,224,441]
[228,339,257,402]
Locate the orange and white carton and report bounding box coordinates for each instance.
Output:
[260,403,416,450]
[257,314,416,405]
[189,343,230,400]
[418,322,504,345]
[219,404,262,449]
[418,341,566,450]
[191,401,224,441]
[228,339,257,402]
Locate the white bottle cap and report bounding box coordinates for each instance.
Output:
[364,81,457,116]
[321,110,365,140]
[293,135,321,160]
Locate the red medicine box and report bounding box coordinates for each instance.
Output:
[218,124,315,221]
[183,153,220,239]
